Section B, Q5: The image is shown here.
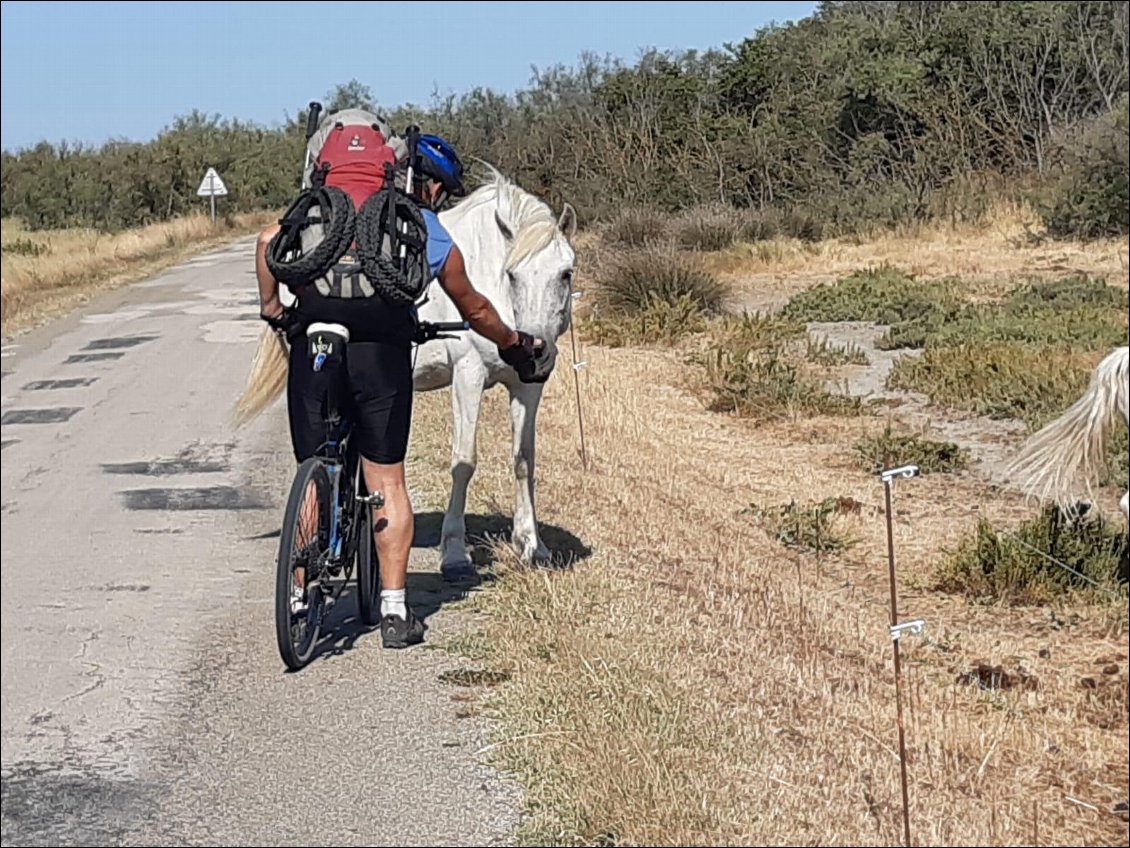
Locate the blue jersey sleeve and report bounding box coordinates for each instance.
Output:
[421,208,454,280]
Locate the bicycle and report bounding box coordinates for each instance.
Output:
[270,314,468,671]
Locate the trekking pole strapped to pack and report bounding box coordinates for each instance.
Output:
[400,125,421,274]
[356,170,428,307]
[303,102,323,171]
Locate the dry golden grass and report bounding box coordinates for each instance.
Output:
[406,315,1128,846]
[701,201,1130,313]
[1,211,277,338]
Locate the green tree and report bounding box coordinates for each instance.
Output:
[325,79,377,112]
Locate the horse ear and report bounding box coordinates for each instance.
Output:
[558,202,577,239]
[495,209,514,242]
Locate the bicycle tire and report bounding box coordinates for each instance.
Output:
[265,186,355,287]
[276,457,332,671]
[356,477,381,626]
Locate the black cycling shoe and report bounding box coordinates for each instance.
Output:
[381,607,426,649]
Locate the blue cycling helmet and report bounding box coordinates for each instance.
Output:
[414,134,467,197]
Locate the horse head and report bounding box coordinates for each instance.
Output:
[439,167,578,374]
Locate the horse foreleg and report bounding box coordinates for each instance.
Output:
[509,382,549,564]
[440,360,485,572]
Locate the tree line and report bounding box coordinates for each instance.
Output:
[3,1,1127,238]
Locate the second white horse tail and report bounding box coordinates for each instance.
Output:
[1006,346,1129,513]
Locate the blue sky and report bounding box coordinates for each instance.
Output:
[1,1,818,153]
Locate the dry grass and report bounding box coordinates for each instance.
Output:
[702,200,1129,313]
[1,212,277,338]
[405,324,1129,846]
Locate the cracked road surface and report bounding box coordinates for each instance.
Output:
[1,237,521,846]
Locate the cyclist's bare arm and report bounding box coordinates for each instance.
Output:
[256,224,284,318]
[436,244,522,350]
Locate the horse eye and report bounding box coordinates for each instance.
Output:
[562,270,574,285]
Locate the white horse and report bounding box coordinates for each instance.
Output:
[236,167,578,568]
[1006,345,1129,521]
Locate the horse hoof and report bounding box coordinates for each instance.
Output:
[517,542,551,567]
[441,558,475,583]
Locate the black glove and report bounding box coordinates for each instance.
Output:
[499,331,553,384]
[260,308,304,342]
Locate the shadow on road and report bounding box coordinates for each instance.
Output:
[287,511,592,669]
[412,510,593,571]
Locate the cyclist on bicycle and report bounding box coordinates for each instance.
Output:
[255,133,549,649]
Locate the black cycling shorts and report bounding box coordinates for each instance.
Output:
[287,337,413,465]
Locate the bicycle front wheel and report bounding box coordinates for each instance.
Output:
[276,457,332,671]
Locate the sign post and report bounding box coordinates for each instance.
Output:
[195,167,229,223]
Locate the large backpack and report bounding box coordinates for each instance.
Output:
[265,107,430,308]
[301,108,403,203]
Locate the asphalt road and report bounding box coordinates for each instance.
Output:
[1,237,521,846]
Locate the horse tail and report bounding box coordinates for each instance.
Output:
[1005,346,1129,512]
[233,325,290,428]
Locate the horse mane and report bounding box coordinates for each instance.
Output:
[442,163,566,271]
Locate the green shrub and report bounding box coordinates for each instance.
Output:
[854,426,970,475]
[780,265,963,335]
[744,496,860,555]
[805,335,869,367]
[593,247,728,316]
[3,237,49,257]
[697,338,862,424]
[1039,98,1130,240]
[886,341,1097,429]
[603,207,670,247]
[935,504,1128,604]
[673,206,741,252]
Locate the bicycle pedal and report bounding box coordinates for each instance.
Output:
[356,492,386,509]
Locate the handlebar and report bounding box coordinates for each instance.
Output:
[413,320,469,344]
[262,310,468,345]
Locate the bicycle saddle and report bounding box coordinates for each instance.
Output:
[306,322,350,372]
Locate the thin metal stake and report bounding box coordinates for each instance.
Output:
[568,290,588,470]
[880,463,920,848]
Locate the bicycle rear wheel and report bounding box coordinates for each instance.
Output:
[276,457,332,670]
[356,475,381,626]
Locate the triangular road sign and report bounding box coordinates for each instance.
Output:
[196,167,228,197]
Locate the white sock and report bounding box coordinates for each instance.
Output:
[380,588,406,620]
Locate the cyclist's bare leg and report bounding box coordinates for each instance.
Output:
[361,458,413,592]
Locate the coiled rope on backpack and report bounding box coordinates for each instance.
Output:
[264,185,355,286]
[355,187,430,308]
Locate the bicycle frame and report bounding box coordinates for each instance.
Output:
[305,315,468,566]
[274,316,469,669]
